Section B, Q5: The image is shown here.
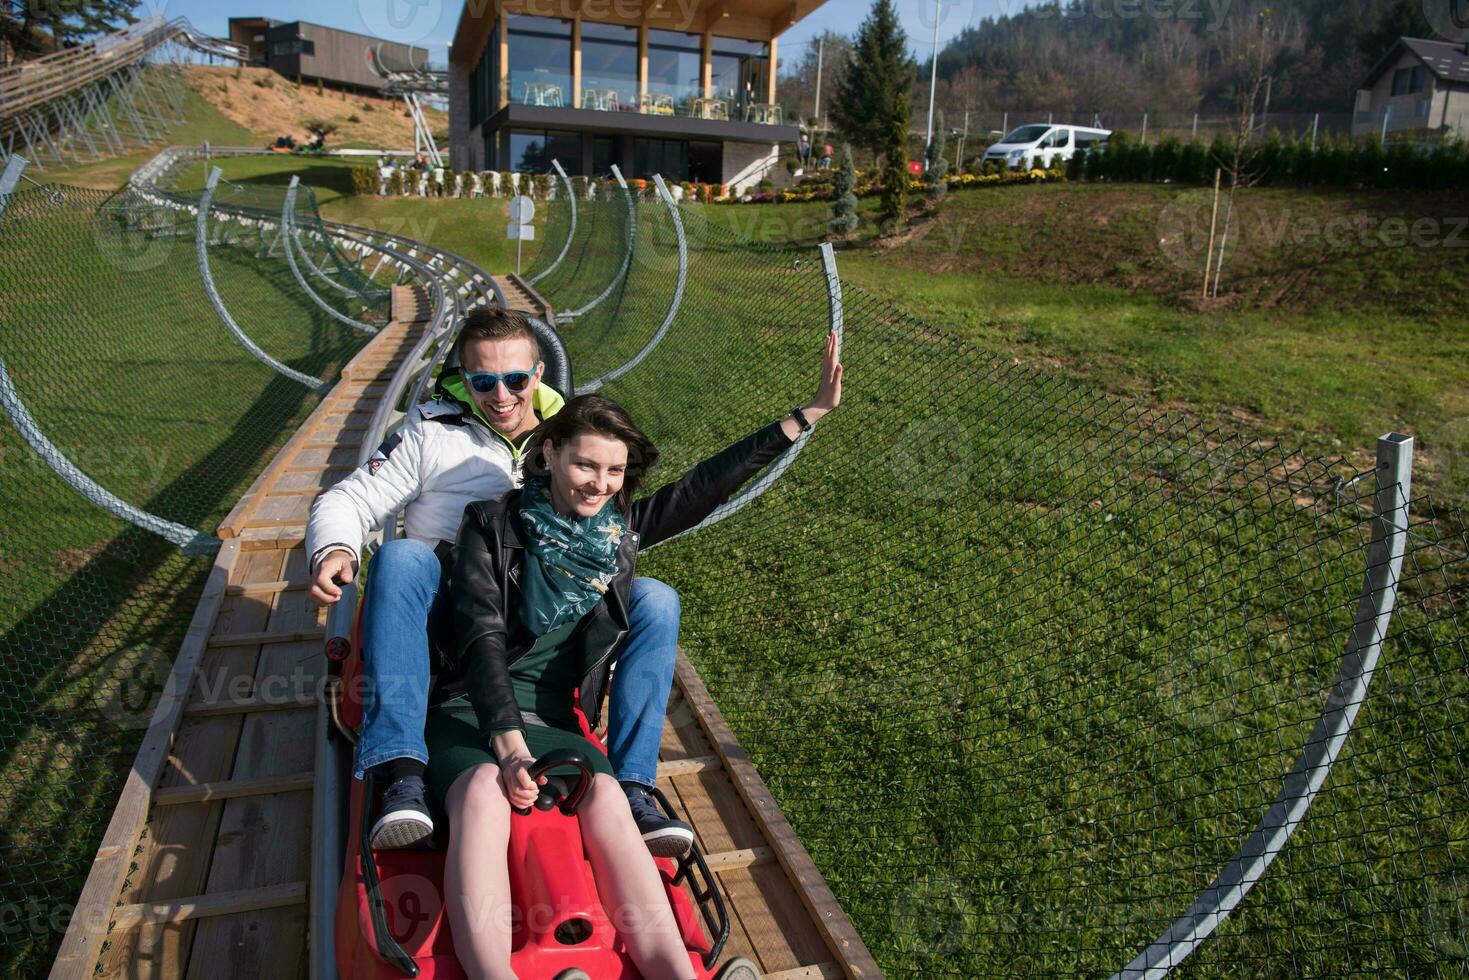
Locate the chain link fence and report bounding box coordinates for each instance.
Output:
[526,166,1469,977]
[0,159,398,973]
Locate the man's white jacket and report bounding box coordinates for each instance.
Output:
[305,381,565,572]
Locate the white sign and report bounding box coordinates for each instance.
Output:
[506,224,536,241]
[508,195,536,224]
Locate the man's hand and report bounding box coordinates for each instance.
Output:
[309,550,358,607]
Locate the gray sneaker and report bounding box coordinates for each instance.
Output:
[714,956,760,980]
[623,784,694,858]
[371,775,434,850]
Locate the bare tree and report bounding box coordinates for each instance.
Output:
[1208,7,1298,297]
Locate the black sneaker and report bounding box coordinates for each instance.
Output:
[371,775,434,850]
[622,784,694,858]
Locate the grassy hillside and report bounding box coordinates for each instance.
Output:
[182,66,446,150]
[689,185,1469,506]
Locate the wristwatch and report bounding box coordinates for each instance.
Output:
[790,406,813,432]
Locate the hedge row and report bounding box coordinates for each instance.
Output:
[1077,132,1469,190]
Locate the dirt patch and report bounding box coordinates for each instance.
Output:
[872,182,1469,319]
[184,66,443,150]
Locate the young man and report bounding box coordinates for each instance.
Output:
[307,307,693,856]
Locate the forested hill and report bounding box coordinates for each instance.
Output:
[932,0,1443,114]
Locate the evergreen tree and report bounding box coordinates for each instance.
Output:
[829,144,860,236]
[3,0,138,58]
[925,109,950,203]
[879,97,910,233]
[831,0,916,160]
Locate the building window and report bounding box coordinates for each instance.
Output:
[592,137,616,176]
[300,39,315,57]
[647,30,702,112]
[688,141,721,183]
[509,129,583,175]
[1392,65,1428,96]
[635,138,687,180]
[271,39,299,57]
[581,23,637,109]
[508,15,572,107]
[708,36,769,120]
[470,22,500,128]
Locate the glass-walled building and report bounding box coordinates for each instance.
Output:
[449,1,825,191]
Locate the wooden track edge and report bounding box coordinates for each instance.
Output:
[507,274,557,326]
[47,539,242,980]
[217,320,411,538]
[673,651,883,979]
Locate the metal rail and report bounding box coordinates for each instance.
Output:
[557,164,637,322]
[281,178,379,334]
[576,173,688,395]
[527,159,577,286]
[1113,433,1415,978]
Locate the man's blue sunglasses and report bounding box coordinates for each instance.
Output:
[463,363,541,394]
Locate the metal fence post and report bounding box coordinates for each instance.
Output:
[528,159,577,286]
[1113,433,1414,979]
[576,173,688,395]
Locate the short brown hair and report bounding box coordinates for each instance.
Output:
[453,306,540,364]
[521,394,660,513]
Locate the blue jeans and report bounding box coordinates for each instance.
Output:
[354,538,680,789]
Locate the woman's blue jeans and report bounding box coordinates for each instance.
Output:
[353,538,680,789]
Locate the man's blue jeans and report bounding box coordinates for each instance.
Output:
[354,537,680,789]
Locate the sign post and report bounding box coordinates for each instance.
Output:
[508,195,536,276]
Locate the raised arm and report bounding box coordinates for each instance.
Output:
[630,329,843,549]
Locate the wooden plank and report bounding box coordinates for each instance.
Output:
[110,883,307,930]
[675,653,882,978]
[94,549,286,980]
[765,965,845,980]
[205,628,322,648]
[152,772,315,806]
[656,755,721,778]
[702,846,774,872]
[183,695,316,718]
[224,580,306,596]
[184,553,321,979]
[48,540,241,980]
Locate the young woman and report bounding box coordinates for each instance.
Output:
[429,333,842,979]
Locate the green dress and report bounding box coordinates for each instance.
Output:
[425,618,615,811]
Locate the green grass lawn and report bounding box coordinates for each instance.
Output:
[0,182,371,975]
[535,190,1469,977]
[688,186,1469,507]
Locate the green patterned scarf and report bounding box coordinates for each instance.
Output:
[514,477,628,637]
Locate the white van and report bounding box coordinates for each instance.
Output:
[982,124,1111,170]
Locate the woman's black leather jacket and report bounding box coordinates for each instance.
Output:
[442,419,795,738]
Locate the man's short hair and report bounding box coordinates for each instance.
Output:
[453,307,540,364]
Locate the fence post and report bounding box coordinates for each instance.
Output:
[1311,113,1319,150]
[1141,112,1148,145]
[1381,106,1391,143]
[1192,113,1198,139]
[575,172,687,394]
[1111,434,1414,980]
[528,158,576,285]
[0,154,26,211]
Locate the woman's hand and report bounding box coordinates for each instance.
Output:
[807,330,843,417]
[783,330,843,439]
[492,732,545,811]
